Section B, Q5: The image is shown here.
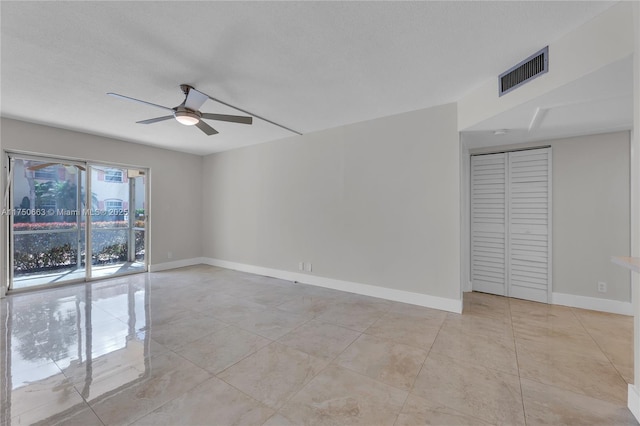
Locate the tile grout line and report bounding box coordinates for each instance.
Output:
[46,341,107,426]
[119,348,217,426]
[400,296,507,425]
[570,307,630,385]
[395,311,447,422]
[184,278,395,419]
[508,297,529,426]
[270,326,367,418]
[406,314,446,391]
[67,381,107,426]
[212,335,344,418]
[268,300,407,415]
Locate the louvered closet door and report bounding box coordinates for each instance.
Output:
[471,153,507,296]
[508,148,551,303]
[471,148,551,303]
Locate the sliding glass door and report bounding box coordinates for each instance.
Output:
[10,158,87,289]
[7,154,148,291]
[88,166,146,279]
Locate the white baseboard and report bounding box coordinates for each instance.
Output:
[202,258,462,314]
[629,384,640,423]
[149,257,206,273]
[552,292,633,316]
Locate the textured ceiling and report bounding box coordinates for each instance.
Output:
[1,1,616,155]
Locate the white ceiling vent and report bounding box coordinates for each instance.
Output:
[499,46,548,96]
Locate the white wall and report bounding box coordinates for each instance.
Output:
[0,118,203,275]
[552,132,630,302]
[469,131,631,304]
[202,103,461,306]
[629,0,640,414]
[0,118,3,297]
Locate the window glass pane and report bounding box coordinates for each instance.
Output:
[10,158,85,289]
[90,166,146,279]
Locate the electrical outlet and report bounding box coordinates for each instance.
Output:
[167,251,173,259]
[597,281,607,293]
[305,263,312,272]
[298,262,304,271]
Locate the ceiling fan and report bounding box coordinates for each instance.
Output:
[107,84,253,136]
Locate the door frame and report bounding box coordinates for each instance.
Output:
[462,141,553,302]
[86,161,149,281]
[3,151,149,293]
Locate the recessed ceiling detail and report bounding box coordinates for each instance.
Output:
[463,56,633,150]
[528,107,549,132]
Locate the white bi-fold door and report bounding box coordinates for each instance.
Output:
[471,147,551,303]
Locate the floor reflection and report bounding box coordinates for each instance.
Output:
[1,275,150,425]
[12,260,147,289]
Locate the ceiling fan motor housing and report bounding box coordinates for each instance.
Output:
[174,107,201,125]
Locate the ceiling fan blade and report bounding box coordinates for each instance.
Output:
[200,90,301,135]
[107,92,174,112]
[196,120,219,136]
[201,113,253,125]
[137,115,174,124]
[184,88,209,111]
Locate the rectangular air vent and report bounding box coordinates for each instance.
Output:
[499,46,548,96]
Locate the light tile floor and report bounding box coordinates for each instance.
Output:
[0,264,637,425]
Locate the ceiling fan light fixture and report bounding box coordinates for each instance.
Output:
[174,111,200,126]
[108,87,257,136]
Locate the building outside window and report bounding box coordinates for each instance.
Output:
[105,169,123,183]
[34,167,57,180]
[104,199,123,211]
